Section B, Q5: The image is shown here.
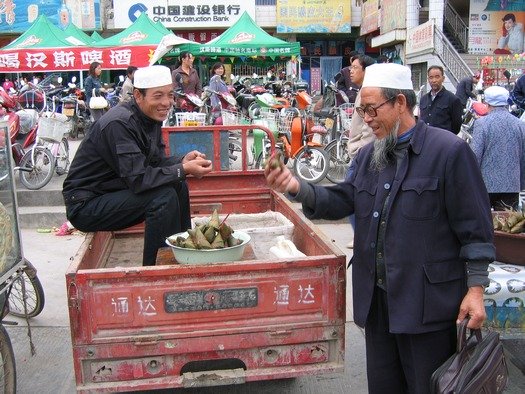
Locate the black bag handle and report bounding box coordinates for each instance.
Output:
[457,317,483,352]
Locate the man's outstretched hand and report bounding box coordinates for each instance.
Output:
[182,150,212,178]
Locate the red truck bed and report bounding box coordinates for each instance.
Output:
[65,126,347,392]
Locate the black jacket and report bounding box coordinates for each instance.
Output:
[63,101,183,204]
[455,77,476,106]
[419,88,463,134]
[294,121,494,333]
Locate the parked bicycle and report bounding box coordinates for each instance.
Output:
[324,103,353,183]
[17,104,71,190]
[0,130,46,392]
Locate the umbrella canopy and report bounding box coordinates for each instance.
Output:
[196,12,300,59]
[149,34,200,65]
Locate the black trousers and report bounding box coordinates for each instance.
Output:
[365,287,457,394]
[66,183,191,266]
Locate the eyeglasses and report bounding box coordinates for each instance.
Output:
[355,96,396,118]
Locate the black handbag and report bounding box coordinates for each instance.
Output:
[430,318,508,394]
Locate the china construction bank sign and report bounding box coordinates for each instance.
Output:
[114,1,255,29]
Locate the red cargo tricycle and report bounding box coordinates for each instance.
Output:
[66,125,346,392]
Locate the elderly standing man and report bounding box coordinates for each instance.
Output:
[470,85,525,211]
[264,63,495,394]
[419,65,463,134]
[63,65,213,266]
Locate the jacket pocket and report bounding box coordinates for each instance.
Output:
[401,177,440,220]
[354,178,377,218]
[422,260,465,324]
[116,143,142,177]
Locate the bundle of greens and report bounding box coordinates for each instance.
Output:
[168,210,242,249]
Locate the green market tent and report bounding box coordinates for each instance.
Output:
[93,12,196,67]
[0,15,91,72]
[1,14,86,50]
[93,12,180,47]
[196,12,300,60]
[91,31,104,42]
[63,22,95,45]
[150,11,299,65]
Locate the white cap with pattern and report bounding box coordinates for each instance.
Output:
[133,65,172,89]
[362,63,413,90]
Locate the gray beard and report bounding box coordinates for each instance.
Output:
[370,120,400,172]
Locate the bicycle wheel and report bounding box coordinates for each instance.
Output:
[55,137,70,175]
[293,146,329,184]
[0,324,16,393]
[8,261,45,318]
[18,147,55,190]
[325,137,351,184]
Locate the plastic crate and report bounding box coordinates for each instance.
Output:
[175,112,206,127]
[339,103,354,131]
[221,109,250,126]
[193,211,295,260]
[37,112,71,142]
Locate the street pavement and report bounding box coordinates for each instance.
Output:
[5,138,525,393]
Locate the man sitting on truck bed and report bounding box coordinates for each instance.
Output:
[62,65,212,266]
[264,63,494,393]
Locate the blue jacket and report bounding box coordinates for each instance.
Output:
[297,121,494,333]
[470,107,525,192]
[419,88,463,134]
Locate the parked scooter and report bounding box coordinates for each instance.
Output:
[458,97,488,143]
[59,76,91,139]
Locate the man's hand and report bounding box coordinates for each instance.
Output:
[182,150,207,164]
[264,158,300,194]
[456,286,486,329]
[182,150,212,178]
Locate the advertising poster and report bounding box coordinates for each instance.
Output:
[276,0,351,33]
[380,0,406,34]
[0,0,102,33]
[360,0,379,36]
[469,0,525,54]
[113,0,255,29]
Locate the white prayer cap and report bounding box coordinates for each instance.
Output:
[483,85,509,107]
[362,63,413,90]
[133,65,172,89]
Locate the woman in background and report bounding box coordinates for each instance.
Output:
[84,61,107,126]
[208,62,230,123]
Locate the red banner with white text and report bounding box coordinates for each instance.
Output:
[0,45,156,72]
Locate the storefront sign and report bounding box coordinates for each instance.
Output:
[0,46,154,72]
[360,0,380,36]
[176,30,223,43]
[113,0,255,29]
[406,20,434,55]
[276,0,351,33]
[468,0,525,55]
[0,0,101,33]
[380,0,406,34]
